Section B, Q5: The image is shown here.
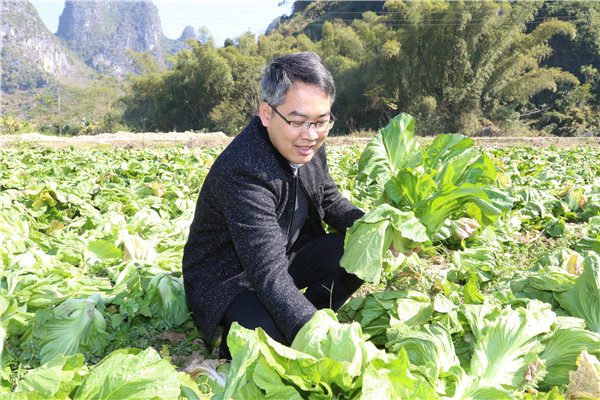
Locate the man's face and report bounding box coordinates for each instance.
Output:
[259,82,332,165]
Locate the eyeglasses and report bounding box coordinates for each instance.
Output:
[270,105,336,133]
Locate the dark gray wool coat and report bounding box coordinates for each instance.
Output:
[182,115,364,345]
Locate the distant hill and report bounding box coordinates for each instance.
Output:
[56,0,193,76]
[0,0,93,93]
[0,0,195,94]
[0,0,198,122]
[276,1,386,40]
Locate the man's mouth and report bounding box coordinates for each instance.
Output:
[297,145,314,155]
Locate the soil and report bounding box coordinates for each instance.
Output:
[1,131,599,149]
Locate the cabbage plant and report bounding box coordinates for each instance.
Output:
[141,272,189,328]
[26,294,110,364]
[341,113,514,284]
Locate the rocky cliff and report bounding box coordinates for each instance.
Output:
[1,0,194,94]
[0,0,88,92]
[56,0,190,76]
[162,25,196,56]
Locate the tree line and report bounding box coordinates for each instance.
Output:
[26,1,600,137]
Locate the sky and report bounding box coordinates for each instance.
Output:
[30,0,295,46]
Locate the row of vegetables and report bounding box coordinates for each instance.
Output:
[0,114,599,398]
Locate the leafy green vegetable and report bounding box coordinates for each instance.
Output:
[539,322,600,389]
[216,310,435,399]
[448,242,503,284]
[357,113,420,199]
[12,354,88,399]
[342,113,513,283]
[386,321,460,383]
[449,217,480,242]
[576,234,600,257]
[338,290,433,345]
[71,348,182,400]
[381,299,596,397]
[465,300,554,389]
[26,294,110,364]
[0,326,5,368]
[141,272,190,328]
[554,253,600,333]
[121,233,158,263]
[1,136,599,398]
[341,204,427,283]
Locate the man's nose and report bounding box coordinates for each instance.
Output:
[302,124,319,140]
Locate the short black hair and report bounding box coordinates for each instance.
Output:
[261,52,335,107]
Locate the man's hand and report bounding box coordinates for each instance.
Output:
[389,243,400,258]
[389,243,421,257]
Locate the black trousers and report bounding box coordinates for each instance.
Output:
[219,232,363,359]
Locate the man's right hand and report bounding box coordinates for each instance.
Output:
[389,243,421,258]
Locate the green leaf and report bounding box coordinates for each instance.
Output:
[449,370,515,400]
[361,351,430,399]
[179,372,207,400]
[357,113,419,196]
[219,310,429,399]
[292,309,378,378]
[217,325,262,400]
[539,325,600,389]
[576,235,600,257]
[338,291,433,346]
[341,204,426,283]
[463,276,485,304]
[14,354,88,398]
[387,321,460,377]
[31,294,110,364]
[554,253,600,333]
[468,300,555,388]
[142,272,190,328]
[87,240,124,262]
[341,209,392,284]
[420,133,474,173]
[72,348,181,400]
[0,325,4,365]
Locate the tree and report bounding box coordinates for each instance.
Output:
[526,1,600,136]
[320,21,335,58]
[210,47,265,134]
[375,0,579,135]
[169,40,233,129]
[235,31,259,57]
[125,50,162,75]
[120,40,233,132]
[120,72,172,131]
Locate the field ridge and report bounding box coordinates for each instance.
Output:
[1,132,599,149]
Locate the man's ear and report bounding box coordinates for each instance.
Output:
[258,102,272,127]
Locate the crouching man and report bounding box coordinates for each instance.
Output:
[182,52,364,359]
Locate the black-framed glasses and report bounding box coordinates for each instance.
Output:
[270,105,336,133]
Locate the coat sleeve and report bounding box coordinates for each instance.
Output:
[218,168,316,342]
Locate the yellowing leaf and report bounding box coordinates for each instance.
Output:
[122,234,157,262]
[100,172,117,181]
[565,254,584,276]
[46,221,66,236]
[150,182,165,197]
[565,351,600,400]
[32,190,56,209]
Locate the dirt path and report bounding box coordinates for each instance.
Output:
[1,132,598,149]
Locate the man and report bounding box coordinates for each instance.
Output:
[182,52,364,359]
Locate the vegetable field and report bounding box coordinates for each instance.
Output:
[1,114,599,399]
